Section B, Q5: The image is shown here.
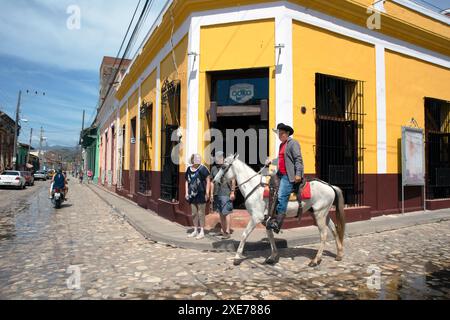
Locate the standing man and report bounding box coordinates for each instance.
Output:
[210,151,236,239]
[266,123,304,234]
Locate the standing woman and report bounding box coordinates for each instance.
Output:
[185,154,211,240]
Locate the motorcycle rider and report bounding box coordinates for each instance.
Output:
[51,169,68,200]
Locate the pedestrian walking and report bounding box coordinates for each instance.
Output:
[87,169,93,184]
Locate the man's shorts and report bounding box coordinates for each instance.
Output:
[213,196,233,216]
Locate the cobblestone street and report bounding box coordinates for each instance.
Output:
[0,181,449,300]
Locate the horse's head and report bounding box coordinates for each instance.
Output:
[213,153,239,185]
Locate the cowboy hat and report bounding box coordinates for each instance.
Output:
[272,123,294,136]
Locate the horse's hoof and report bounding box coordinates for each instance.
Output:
[233,259,244,266]
[265,256,279,265]
[309,259,321,268]
[335,256,343,262]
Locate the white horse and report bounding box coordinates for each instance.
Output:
[213,154,346,267]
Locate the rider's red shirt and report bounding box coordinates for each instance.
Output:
[278,141,287,175]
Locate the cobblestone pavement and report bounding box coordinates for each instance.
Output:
[0,181,449,300]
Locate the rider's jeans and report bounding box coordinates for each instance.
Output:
[276,174,294,215]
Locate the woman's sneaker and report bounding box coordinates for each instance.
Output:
[221,233,231,240]
[196,231,205,240]
[188,230,198,238]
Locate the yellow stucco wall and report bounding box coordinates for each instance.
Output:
[383,1,450,39]
[128,90,139,170]
[160,35,188,172]
[119,103,128,170]
[199,19,276,159]
[292,21,378,175]
[116,0,449,102]
[385,50,450,174]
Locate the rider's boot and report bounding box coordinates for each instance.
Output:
[267,213,286,234]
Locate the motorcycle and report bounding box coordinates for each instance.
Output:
[51,187,65,209]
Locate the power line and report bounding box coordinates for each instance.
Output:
[412,0,446,12]
[103,0,143,93]
[128,0,156,56]
[97,0,151,118]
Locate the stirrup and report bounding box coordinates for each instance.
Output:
[262,215,272,227]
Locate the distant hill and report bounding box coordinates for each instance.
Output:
[44,145,78,152]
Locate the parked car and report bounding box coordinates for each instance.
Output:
[0,171,26,189]
[34,170,48,181]
[21,171,35,186]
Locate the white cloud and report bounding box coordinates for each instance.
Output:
[0,0,167,71]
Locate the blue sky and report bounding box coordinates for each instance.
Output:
[0,0,448,147]
[0,0,167,147]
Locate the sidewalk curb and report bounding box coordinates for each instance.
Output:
[86,183,450,253]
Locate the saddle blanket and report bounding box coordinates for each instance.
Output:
[263,181,312,201]
[301,181,312,200]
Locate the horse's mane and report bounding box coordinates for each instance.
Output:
[230,158,274,177]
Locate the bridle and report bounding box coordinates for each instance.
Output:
[218,158,269,202]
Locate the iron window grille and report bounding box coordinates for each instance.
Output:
[117,125,126,190]
[425,97,450,200]
[139,101,153,195]
[315,73,365,206]
[160,80,181,202]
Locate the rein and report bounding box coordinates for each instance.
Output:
[229,163,269,203]
[235,165,268,190]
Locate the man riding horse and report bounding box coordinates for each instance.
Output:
[266,123,304,234]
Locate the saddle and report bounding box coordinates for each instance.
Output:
[263,174,311,220]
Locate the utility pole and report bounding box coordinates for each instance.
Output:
[82,109,85,131]
[12,90,22,170]
[80,110,85,172]
[39,127,44,169]
[26,127,33,167]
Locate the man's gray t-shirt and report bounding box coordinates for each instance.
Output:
[211,165,232,197]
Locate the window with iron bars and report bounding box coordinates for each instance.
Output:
[315,73,365,206]
[425,97,450,200]
[139,101,153,195]
[118,125,126,189]
[160,80,181,202]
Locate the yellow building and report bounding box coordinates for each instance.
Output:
[114,0,450,227]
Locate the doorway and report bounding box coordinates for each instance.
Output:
[209,68,270,209]
[315,73,365,206]
[425,97,450,200]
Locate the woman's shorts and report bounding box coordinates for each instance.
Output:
[213,196,233,216]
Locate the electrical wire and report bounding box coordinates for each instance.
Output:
[97,0,151,118]
[128,0,156,57]
[102,0,143,97]
[411,0,446,12]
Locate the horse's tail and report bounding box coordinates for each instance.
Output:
[332,186,346,244]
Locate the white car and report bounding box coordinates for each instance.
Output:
[0,171,26,189]
[33,170,47,181]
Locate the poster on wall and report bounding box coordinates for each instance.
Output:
[402,127,425,186]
